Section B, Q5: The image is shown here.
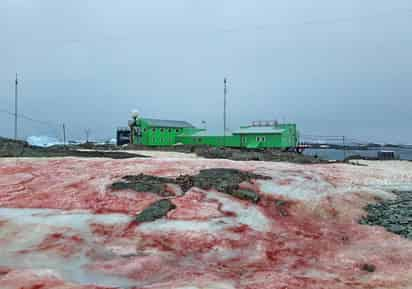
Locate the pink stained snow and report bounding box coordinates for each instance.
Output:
[0,156,412,289]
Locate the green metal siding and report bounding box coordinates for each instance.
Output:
[278,124,298,148]
[176,135,241,147]
[130,118,299,149]
[239,134,283,149]
[131,119,203,146]
[141,127,190,146]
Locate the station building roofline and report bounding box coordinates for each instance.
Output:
[141,118,195,128]
[232,127,285,135]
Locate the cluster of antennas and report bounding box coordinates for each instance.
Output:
[251,120,279,127]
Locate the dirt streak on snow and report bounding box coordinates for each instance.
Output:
[0,156,412,289]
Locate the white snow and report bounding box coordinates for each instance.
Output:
[206,191,271,232]
[0,208,134,287]
[138,190,271,236]
[0,208,132,228]
[138,218,234,234]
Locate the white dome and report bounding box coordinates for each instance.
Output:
[131,109,140,118]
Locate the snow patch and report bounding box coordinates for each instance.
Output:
[206,191,270,232]
[0,208,132,229]
[138,190,270,235]
[138,218,233,234]
[0,208,135,288]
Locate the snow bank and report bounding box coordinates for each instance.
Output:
[1,158,412,289]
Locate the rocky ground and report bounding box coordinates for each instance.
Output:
[113,168,271,222]
[360,190,412,239]
[1,137,322,163]
[0,155,412,289]
[193,146,324,163]
[126,144,323,163]
[0,137,145,159]
[112,168,271,201]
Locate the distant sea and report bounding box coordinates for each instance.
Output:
[303,147,412,161]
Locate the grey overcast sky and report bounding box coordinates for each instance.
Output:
[1,0,412,143]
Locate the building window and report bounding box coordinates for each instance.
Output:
[160,128,164,132]
[198,138,202,142]
[256,137,260,142]
[143,128,147,132]
[176,129,180,133]
[168,128,172,133]
[152,128,156,132]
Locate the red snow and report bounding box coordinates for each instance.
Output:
[0,159,160,215]
[168,189,231,220]
[19,232,85,258]
[1,158,412,289]
[87,255,170,280]
[0,269,112,289]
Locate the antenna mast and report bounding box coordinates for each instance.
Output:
[223,77,227,146]
[14,73,18,140]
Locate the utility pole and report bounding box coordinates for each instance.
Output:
[62,123,67,147]
[85,129,91,143]
[223,77,227,146]
[14,73,18,140]
[343,135,346,160]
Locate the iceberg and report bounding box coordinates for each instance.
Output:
[26,136,62,147]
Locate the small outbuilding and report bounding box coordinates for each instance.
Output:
[377,150,396,160]
[232,124,298,149]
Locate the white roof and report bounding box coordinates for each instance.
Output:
[143,118,194,128]
[232,127,285,135]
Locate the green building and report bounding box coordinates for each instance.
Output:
[130,118,201,146]
[128,117,299,150]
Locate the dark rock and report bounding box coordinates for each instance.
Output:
[275,200,287,207]
[0,137,144,159]
[113,168,271,203]
[230,190,260,203]
[361,263,376,273]
[360,191,412,240]
[112,174,175,196]
[136,199,176,223]
[388,224,404,233]
[279,208,289,217]
[111,182,130,190]
[194,147,324,164]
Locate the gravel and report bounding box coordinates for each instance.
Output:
[360,190,412,239]
[112,168,271,203]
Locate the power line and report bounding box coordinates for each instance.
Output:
[221,8,412,34]
[0,108,60,127]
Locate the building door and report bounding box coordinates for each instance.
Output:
[133,127,142,144]
[240,136,247,147]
